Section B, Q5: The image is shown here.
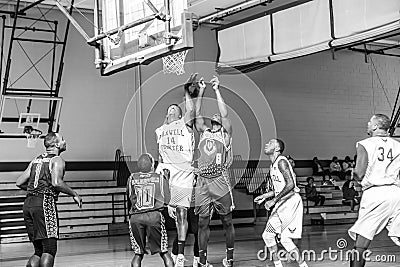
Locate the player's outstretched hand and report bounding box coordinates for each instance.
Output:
[198,77,206,90]
[210,76,219,90]
[185,73,198,87]
[254,195,266,205]
[168,205,177,220]
[73,194,83,208]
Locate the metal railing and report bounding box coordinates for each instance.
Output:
[108,191,128,224]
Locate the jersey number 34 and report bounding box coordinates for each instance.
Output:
[377,147,393,162]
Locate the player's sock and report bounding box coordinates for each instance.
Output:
[199,250,207,264]
[193,234,199,257]
[177,240,185,255]
[273,260,283,267]
[226,247,234,261]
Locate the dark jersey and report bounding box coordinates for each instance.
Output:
[198,129,232,178]
[26,153,59,198]
[127,172,170,214]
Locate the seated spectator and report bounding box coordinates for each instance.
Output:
[312,157,332,184]
[342,156,354,176]
[330,156,345,180]
[287,155,295,168]
[342,176,361,212]
[305,177,325,206]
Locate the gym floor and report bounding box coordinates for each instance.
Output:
[1,223,398,267]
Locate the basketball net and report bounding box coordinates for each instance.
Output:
[24,127,42,148]
[26,133,40,148]
[162,50,188,75]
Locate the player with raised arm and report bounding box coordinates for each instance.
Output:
[348,114,400,267]
[16,132,82,267]
[155,74,196,267]
[127,153,174,267]
[195,76,235,267]
[254,139,308,267]
[170,74,201,267]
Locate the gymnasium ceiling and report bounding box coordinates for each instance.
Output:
[0,0,307,21]
[0,0,398,56]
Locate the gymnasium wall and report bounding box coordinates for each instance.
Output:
[249,52,400,160]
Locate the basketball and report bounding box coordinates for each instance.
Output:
[189,84,199,98]
[184,82,200,98]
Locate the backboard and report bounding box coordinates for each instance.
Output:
[0,95,63,137]
[97,0,194,76]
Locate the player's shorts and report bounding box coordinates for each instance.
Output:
[195,171,235,217]
[128,210,168,255]
[23,194,59,241]
[158,163,195,208]
[349,185,400,241]
[263,193,303,239]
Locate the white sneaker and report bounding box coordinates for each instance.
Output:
[222,257,233,267]
[390,236,400,246]
[172,254,177,264]
[175,254,186,267]
[193,256,200,267]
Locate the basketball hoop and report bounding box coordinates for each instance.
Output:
[162,50,188,75]
[24,127,42,148]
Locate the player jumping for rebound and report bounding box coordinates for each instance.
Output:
[156,74,196,267]
[194,76,235,267]
[127,153,174,267]
[348,114,400,267]
[254,139,308,267]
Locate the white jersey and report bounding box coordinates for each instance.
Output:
[155,118,194,167]
[270,155,300,202]
[357,136,400,190]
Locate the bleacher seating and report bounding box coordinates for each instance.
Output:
[0,180,127,243]
[297,175,361,225]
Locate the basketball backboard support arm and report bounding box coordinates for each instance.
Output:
[88,0,174,46]
[87,14,159,46]
[54,1,90,42]
[93,0,102,69]
[54,0,173,46]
